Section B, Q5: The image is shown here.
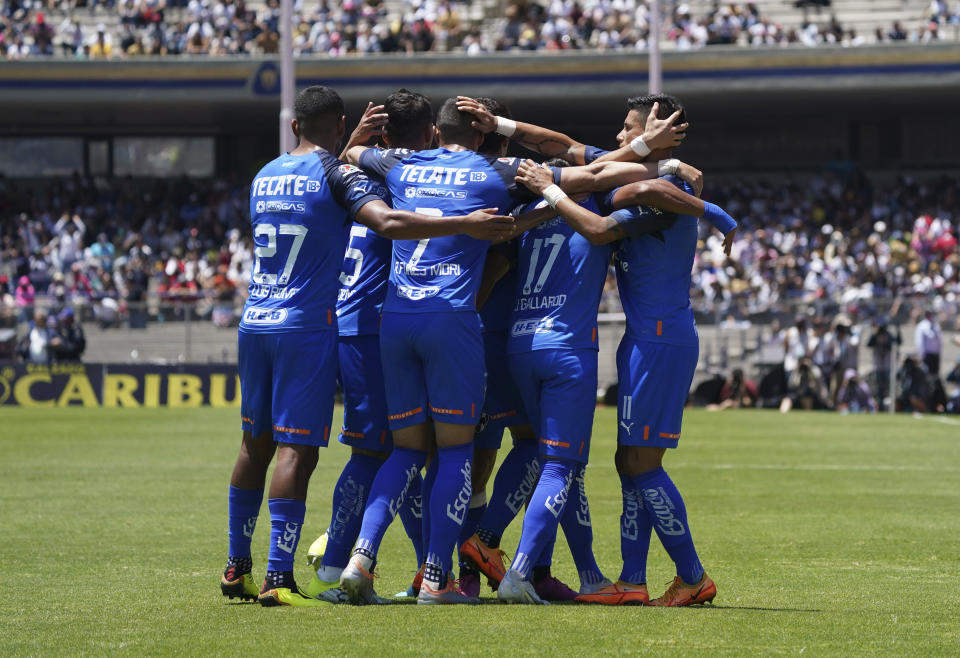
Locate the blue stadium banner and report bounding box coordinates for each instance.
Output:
[0,363,240,408]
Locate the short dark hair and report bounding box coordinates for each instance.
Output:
[384,88,433,146]
[435,97,480,145]
[625,93,686,126]
[294,86,344,137]
[476,96,511,155]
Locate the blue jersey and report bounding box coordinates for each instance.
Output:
[358,147,554,313]
[479,241,518,333]
[336,222,392,336]
[240,150,383,333]
[507,196,614,353]
[611,176,701,346]
[583,145,611,164]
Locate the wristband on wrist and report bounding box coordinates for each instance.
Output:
[630,135,652,158]
[541,184,568,209]
[657,158,680,176]
[495,116,517,137]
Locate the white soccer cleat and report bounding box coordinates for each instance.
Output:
[496,569,548,605]
[340,553,379,606]
[578,577,614,595]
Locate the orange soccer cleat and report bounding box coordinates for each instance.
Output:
[459,534,509,587]
[575,581,649,606]
[648,574,717,607]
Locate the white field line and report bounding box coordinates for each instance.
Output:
[685,463,960,473]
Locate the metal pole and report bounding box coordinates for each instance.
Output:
[649,0,662,94]
[279,0,295,154]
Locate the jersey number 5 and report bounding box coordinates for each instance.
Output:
[253,223,308,286]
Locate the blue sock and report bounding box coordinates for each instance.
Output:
[266,498,305,573]
[511,459,574,580]
[475,440,540,547]
[425,443,473,575]
[398,471,425,567]
[227,485,263,559]
[618,474,652,585]
[458,495,487,548]
[561,464,605,587]
[420,457,438,563]
[321,453,383,570]
[634,467,704,585]
[354,447,427,557]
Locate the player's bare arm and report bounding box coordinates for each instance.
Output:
[338,102,389,160]
[514,160,626,245]
[356,200,515,241]
[456,95,587,164]
[554,158,703,196]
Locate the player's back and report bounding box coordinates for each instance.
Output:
[376,148,524,313]
[241,151,369,333]
[614,176,699,346]
[336,222,392,336]
[509,196,614,353]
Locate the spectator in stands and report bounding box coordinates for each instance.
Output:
[831,317,859,404]
[18,307,57,364]
[53,307,86,361]
[945,357,960,414]
[888,20,908,40]
[14,275,35,323]
[783,315,812,382]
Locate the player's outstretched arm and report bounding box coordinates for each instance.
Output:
[339,102,389,161]
[456,95,588,164]
[355,200,515,241]
[557,159,703,197]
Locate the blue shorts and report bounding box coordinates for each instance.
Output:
[338,334,392,451]
[239,329,337,447]
[380,310,484,430]
[476,330,529,451]
[509,348,598,464]
[616,338,698,448]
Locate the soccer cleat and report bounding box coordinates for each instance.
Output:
[305,531,328,567]
[648,574,717,607]
[497,569,548,605]
[304,573,348,604]
[460,534,509,587]
[575,580,649,606]
[459,571,481,599]
[340,553,380,606]
[532,575,579,602]
[417,574,480,605]
[258,581,329,607]
[221,564,259,602]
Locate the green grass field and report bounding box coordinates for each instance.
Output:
[2,407,959,655]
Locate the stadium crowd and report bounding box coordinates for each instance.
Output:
[3,0,958,58]
[2,168,958,333]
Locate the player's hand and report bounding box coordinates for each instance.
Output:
[455,96,498,134]
[515,159,554,194]
[642,101,688,152]
[722,227,737,259]
[349,102,389,144]
[461,208,517,241]
[675,161,703,197]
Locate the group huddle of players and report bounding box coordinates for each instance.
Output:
[219,84,738,607]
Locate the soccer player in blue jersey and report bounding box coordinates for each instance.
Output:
[487,160,714,605]
[514,94,738,607]
[220,86,515,607]
[301,89,439,603]
[336,98,570,605]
